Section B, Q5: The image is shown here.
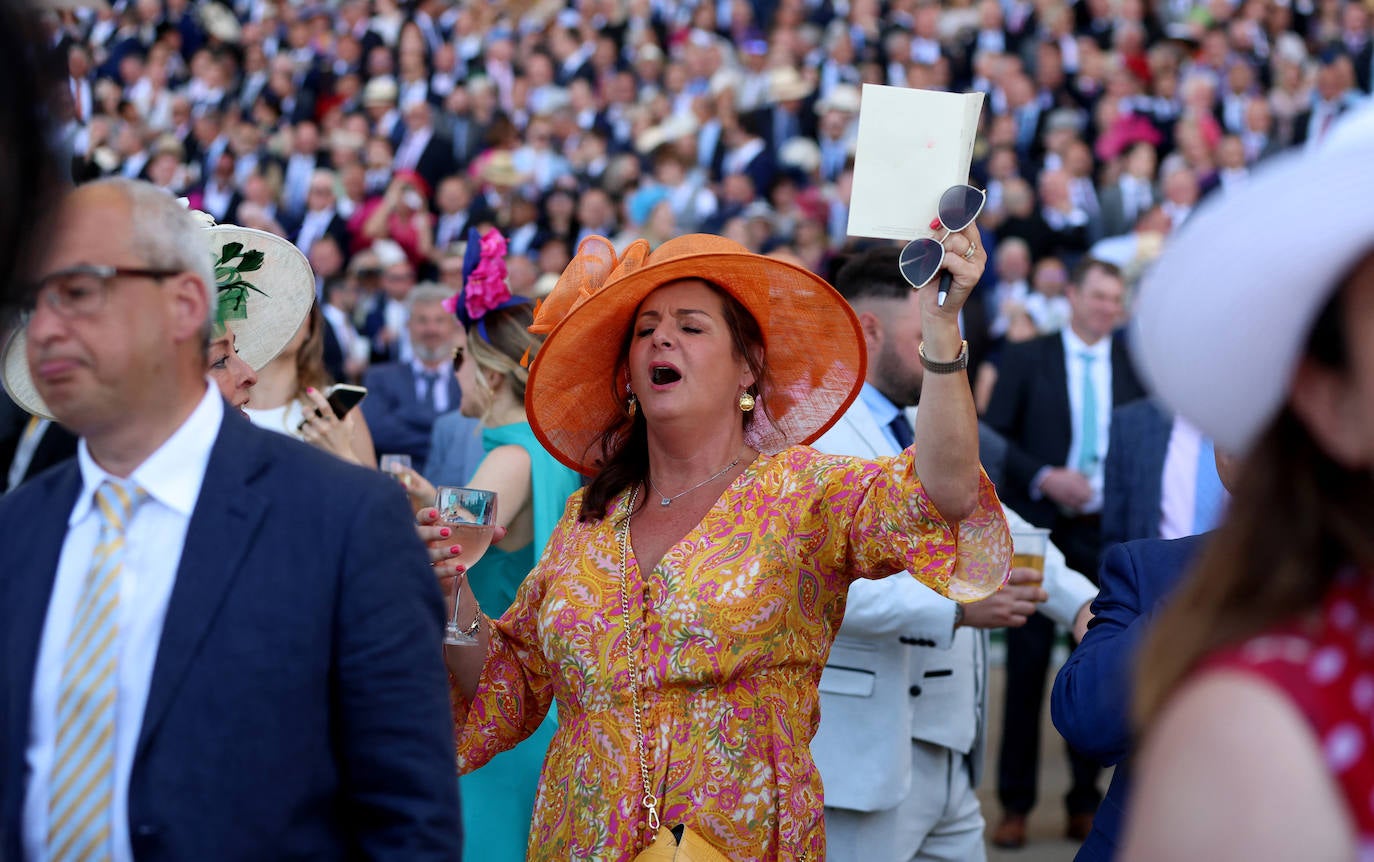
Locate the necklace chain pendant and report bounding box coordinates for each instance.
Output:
[659,497,671,507]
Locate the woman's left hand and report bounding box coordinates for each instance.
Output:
[921,220,986,318]
[298,387,360,464]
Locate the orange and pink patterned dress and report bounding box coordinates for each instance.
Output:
[451,445,1011,861]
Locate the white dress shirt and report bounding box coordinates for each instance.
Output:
[23,385,222,862]
[1061,328,1112,514]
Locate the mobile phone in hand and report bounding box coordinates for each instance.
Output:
[326,384,367,419]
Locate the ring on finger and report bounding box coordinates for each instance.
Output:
[962,242,977,261]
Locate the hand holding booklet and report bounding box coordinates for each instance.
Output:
[846,85,985,242]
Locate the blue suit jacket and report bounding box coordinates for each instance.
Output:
[1101,398,1172,548]
[1050,534,1205,862]
[362,361,463,474]
[0,408,462,861]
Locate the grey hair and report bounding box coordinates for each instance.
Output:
[407,281,456,312]
[88,178,216,338]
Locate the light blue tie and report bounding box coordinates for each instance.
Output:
[47,478,146,861]
[1193,436,1226,534]
[1078,353,1098,473]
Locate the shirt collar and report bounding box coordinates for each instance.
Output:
[1061,325,1111,360]
[71,383,224,526]
[858,382,900,428]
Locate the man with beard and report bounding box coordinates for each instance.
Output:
[810,246,1097,861]
[361,283,464,473]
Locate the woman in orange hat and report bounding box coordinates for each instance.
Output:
[441,229,1010,860]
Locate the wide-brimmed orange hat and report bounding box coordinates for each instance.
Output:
[526,234,866,475]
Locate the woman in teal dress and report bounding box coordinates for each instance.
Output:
[438,230,582,861]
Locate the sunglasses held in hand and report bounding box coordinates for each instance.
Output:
[898,185,987,307]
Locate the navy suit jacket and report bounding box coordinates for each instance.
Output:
[983,331,1146,528]
[1101,398,1172,548]
[1050,534,1205,862]
[0,408,462,861]
[361,361,462,473]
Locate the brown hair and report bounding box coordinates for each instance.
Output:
[1134,276,1374,727]
[295,303,335,395]
[579,281,769,521]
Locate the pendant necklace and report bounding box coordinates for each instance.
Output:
[647,456,742,507]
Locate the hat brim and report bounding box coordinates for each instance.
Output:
[2,225,315,420]
[207,224,315,371]
[527,250,866,475]
[1131,130,1374,455]
[2,329,53,420]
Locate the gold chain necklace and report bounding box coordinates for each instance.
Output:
[646,456,741,508]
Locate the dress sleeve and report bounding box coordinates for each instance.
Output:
[803,445,1011,603]
[448,493,582,771]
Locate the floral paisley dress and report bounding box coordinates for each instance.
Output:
[451,445,1011,861]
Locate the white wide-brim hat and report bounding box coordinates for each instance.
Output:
[1131,105,1374,455]
[2,223,314,420]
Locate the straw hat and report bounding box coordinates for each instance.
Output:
[200,2,242,44]
[634,112,700,155]
[1131,104,1374,455]
[2,223,314,420]
[768,66,815,103]
[525,234,865,475]
[478,151,527,188]
[362,75,399,107]
[814,84,861,115]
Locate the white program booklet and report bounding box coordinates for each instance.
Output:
[847,85,985,241]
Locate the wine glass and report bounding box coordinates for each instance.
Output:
[435,486,498,646]
[380,453,412,482]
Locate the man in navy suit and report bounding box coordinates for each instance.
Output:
[984,259,1146,847]
[362,283,464,473]
[1049,534,1203,862]
[1102,398,1228,549]
[0,179,462,861]
[1053,439,1234,861]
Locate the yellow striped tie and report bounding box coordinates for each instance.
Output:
[47,478,146,861]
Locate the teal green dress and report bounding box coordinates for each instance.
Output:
[459,421,582,862]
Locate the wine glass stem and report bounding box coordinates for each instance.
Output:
[449,573,467,632]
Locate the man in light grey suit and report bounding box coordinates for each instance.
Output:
[812,247,1097,861]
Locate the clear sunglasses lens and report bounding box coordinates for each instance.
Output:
[938,185,986,231]
[899,238,945,289]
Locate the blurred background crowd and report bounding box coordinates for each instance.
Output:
[40,0,1374,399]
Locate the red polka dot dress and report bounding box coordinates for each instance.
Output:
[1204,570,1374,854]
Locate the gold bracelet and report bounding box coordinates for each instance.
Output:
[461,611,483,637]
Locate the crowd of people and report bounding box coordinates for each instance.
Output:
[2,0,1374,859]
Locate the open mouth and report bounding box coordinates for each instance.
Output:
[650,365,682,386]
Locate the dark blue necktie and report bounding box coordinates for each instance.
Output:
[419,370,441,412]
[888,412,915,450]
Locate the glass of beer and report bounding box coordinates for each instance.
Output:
[435,486,498,646]
[1010,527,1050,584]
[379,453,412,483]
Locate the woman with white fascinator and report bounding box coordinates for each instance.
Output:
[2,211,313,425]
[1122,108,1374,860]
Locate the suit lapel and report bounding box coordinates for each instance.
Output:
[4,465,81,782]
[1043,335,1072,443]
[1109,335,1143,406]
[135,414,270,757]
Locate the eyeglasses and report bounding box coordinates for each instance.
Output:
[25,264,183,318]
[451,344,465,372]
[898,185,987,305]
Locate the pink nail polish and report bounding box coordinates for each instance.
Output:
[450,545,461,555]
[306,386,316,394]
[929,216,942,230]
[439,527,451,538]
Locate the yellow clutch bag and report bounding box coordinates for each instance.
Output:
[633,825,733,862]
